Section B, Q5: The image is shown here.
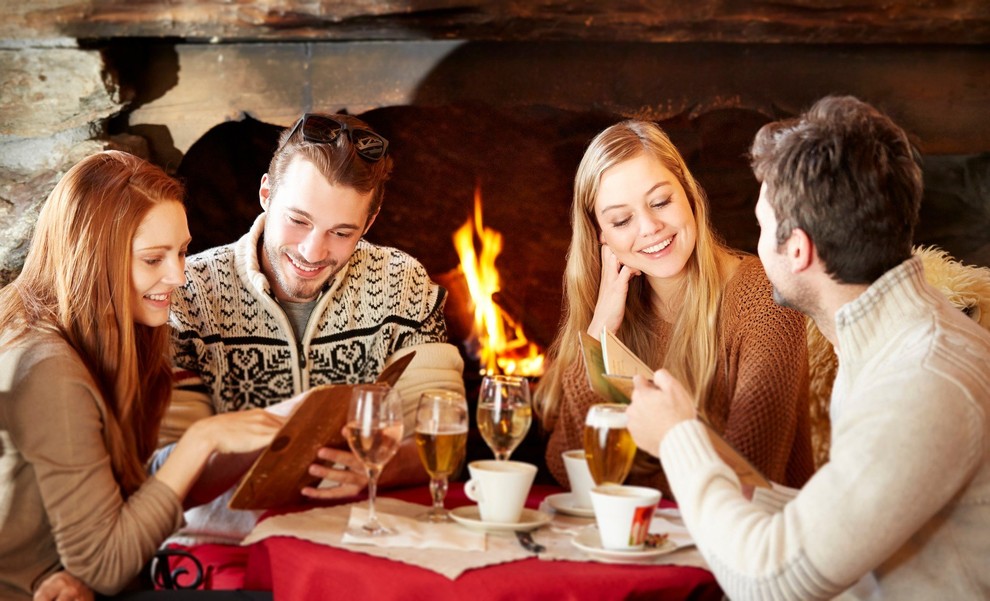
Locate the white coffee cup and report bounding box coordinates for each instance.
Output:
[562,449,595,509]
[590,484,661,550]
[464,460,537,523]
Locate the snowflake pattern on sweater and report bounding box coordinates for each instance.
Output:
[170,215,447,413]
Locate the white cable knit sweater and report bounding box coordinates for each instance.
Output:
[660,257,990,600]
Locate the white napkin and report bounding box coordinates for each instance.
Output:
[242,497,529,579]
[342,505,485,550]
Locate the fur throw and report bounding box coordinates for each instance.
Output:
[807,246,990,468]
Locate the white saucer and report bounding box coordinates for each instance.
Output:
[544,492,595,518]
[449,506,552,532]
[571,525,677,563]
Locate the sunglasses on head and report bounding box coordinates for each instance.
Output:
[282,113,389,162]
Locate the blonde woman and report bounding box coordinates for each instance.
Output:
[0,151,283,600]
[537,121,815,495]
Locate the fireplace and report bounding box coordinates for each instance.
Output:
[153,49,990,475]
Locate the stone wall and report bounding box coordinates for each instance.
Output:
[0,45,119,284]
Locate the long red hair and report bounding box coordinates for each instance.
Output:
[0,151,184,495]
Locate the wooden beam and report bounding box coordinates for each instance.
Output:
[1,1,988,44]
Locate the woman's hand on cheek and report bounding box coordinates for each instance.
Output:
[588,243,640,338]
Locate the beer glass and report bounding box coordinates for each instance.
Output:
[583,403,636,485]
[414,390,468,522]
[477,374,532,461]
[344,384,404,537]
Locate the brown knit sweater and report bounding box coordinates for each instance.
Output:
[545,256,815,496]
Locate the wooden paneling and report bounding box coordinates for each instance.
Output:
[122,41,990,159]
[1,1,987,44]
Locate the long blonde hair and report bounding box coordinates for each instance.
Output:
[0,151,184,495]
[536,121,734,428]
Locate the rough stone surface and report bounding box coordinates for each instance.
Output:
[0,48,120,140]
[0,46,123,287]
[122,41,990,160]
[0,138,105,287]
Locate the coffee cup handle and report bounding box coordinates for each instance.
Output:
[464,479,483,502]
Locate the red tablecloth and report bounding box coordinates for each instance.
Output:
[224,483,722,601]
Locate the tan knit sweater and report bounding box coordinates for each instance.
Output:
[545,256,815,495]
[0,331,184,599]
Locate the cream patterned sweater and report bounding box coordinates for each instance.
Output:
[163,214,464,441]
[661,257,990,599]
[157,214,464,543]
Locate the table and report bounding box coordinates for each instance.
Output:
[225,483,722,601]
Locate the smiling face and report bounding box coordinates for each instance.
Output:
[594,153,697,283]
[130,201,190,327]
[260,157,376,303]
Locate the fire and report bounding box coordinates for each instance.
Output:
[452,185,545,377]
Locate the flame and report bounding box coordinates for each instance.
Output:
[452,185,545,377]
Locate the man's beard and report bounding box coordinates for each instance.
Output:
[265,242,337,301]
[771,281,819,321]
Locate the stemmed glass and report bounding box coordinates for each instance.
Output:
[476,374,532,461]
[343,383,404,537]
[414,390,469,522]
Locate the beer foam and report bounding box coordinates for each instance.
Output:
[416,423,468,435]
[585,408,628,428]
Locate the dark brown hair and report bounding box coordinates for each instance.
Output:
[267,113,394,222]
[751,96,922,284]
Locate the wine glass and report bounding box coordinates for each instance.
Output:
[583,403,636,485]
[343,383,404,537]
[476,374,532,461]
[414,390,469,522]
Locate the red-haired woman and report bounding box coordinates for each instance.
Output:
[0,151,283,600]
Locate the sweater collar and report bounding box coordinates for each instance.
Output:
[833,256,939,361]
[236,213,274,297]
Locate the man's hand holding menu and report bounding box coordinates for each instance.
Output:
[229,352,418,510]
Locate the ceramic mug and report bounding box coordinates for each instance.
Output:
[464,460,537,523]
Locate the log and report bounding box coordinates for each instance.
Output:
[1,1,987,44]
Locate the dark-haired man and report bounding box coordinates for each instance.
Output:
[627,96,990,599]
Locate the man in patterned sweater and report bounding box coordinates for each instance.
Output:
[155,113,465,542]
[627,96,990,599]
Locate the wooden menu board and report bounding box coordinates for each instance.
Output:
[228,351,415,510]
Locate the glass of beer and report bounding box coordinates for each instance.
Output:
[477,374,532,461]
[414,390,469,522]
[583,403,636,485]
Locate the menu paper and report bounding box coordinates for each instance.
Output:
[581,329,770,490]
[228,351,416,510]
